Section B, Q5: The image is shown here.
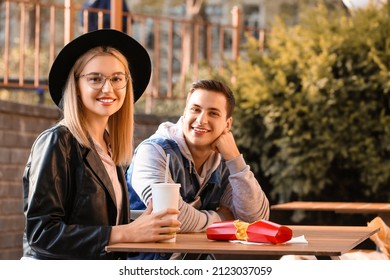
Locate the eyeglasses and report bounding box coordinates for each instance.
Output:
[78,73,129,90]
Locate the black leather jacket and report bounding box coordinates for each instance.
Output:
[23,125,130,259]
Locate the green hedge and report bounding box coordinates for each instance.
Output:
[219,3,390,203]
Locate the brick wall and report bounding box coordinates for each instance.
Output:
[0,100,178,259]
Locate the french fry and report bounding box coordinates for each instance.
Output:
[233,220,249,240]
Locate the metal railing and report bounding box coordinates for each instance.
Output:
[0,0,266,112]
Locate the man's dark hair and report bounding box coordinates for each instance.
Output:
[188,80,235,118]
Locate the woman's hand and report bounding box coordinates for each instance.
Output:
[109,201,181,244]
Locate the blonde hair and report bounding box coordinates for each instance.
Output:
[59,46,134,166]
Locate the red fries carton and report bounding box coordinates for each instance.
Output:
[206,220,293,244]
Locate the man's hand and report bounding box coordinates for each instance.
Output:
[212,131,240,161]
[217,206,234,220]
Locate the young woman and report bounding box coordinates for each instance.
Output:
[22,29,180,260]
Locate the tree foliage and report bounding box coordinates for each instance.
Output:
[219,3,390,203]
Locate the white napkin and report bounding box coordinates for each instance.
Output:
[229,235,308,245]
[285,235,308,244]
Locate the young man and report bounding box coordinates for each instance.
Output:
[126,80,269,259]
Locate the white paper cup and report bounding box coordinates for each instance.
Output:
[151,183,181,242]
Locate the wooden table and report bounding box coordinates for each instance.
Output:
[271,201,390,225]
[106,225,379,260]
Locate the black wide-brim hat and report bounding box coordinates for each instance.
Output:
[48,29,151,107]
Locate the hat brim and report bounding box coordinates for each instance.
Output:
[48,29,151,107]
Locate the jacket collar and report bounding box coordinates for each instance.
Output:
[84,147,130,223]
[84,146,117,207]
